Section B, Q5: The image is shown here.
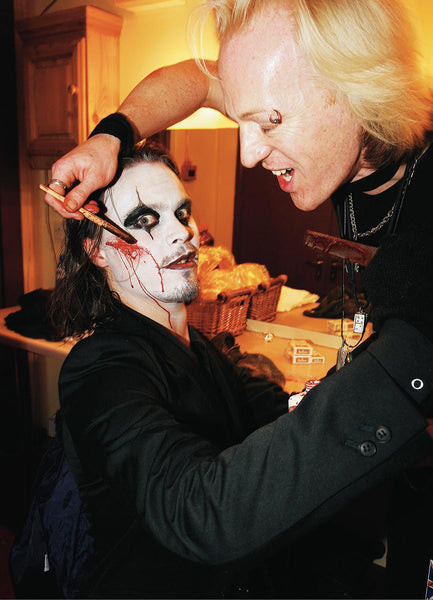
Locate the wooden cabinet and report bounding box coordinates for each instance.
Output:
[16,6,122,169]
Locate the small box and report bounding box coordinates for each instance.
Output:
[287,339,313,356]
[285,350,311,364]
[327,319,352,334]
[310,351,325,364]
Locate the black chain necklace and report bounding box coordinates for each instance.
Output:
[336,152,420,370]
[347,155,420,241]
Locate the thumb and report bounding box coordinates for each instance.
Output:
[63,181,101,213]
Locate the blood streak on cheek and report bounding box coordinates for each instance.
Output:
[105,238,172,328]
[106,239,144,287]
[105,239,164,292]
[143,248,164,292]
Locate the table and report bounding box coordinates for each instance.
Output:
[238,328,337,394]
[239,303,373,393]
[0,307,77,520]
[0,306,75,359]
[0,306,75,439]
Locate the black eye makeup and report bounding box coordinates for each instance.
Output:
[123,198,193,235]
[124,204,160,234]
[176,200,192,226]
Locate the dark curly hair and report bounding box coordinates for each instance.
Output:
[49,140,180,340]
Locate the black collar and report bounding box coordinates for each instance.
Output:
[345,159,402,194]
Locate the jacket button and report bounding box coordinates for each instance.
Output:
[375,425,392,443]
[411,378,424,390]
[359,441,377,457]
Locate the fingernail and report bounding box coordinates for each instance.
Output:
[66,200,78,212]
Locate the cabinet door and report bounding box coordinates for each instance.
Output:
[22,36,85,169]
[233,161,342,297]
[17,6,122,170]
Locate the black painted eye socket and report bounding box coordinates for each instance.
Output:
[135,213,158,228]
[176,206,191,225]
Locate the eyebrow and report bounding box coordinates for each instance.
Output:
[232,107,276,121]
[238,111,262,120]
[123,198,192,228]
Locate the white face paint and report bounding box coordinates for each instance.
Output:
[96,161,200,321]
[217,4,367,211]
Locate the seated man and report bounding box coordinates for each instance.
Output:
[50,141,433,598]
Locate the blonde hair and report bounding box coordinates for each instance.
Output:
[191,0,433,165]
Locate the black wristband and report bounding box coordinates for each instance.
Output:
[88,113,135,158]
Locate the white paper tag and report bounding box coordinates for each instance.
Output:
[353,311,366,334]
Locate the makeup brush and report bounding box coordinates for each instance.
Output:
[40,184,137,245]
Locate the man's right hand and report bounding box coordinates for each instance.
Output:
[45,134,121,219]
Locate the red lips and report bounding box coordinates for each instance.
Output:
[165,252,197,269]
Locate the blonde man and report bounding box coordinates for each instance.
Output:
[46,0,432,216]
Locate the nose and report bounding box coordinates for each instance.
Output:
[166,216,193,245]
[239,125,272,168]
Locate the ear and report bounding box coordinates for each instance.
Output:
[83,238,109,268]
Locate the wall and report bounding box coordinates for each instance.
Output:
[402,0,433,76]
[170,129,237,250]
[18,0,217,103]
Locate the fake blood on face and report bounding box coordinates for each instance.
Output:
[106,238,173,328]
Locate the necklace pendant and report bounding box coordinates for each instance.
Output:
[336,343,348,371]
[353,310,367,334]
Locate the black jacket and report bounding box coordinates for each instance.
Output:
[59,305,433,597]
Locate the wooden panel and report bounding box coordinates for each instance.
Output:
[23,40,82,168]
[233,160,342,297]
[86,25,121,131]
[16,6,122,169]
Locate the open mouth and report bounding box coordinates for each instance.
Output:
[271,168,294,182]
[165,251,197,269]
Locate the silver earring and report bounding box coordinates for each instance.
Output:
[269,109,282,125]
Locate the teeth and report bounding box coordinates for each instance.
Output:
[272,168,294,181]
[168,253,195,267]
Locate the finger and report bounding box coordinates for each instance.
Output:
[63,180,102,213]
[43,179,84,219]
[82,199,100,214]
[43,191,84,220]
[48,178,68,193]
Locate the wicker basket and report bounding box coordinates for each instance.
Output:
[187,286,254,338]
[247,274,287,322]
